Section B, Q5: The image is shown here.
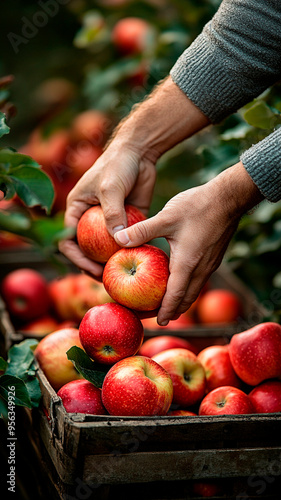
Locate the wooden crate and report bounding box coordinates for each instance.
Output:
[27,366,281,500]
[1,251,279,499]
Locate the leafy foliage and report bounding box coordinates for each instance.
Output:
[0,339,41,418]
[67,346,109,389]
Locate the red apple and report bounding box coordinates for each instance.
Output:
[101,355,173,416]
[138,335,198,357]
[20,315,59,337]
[103,244,169,311]
[35,327,83,390]
[152,348,206,407]
[26,128,69,167]
[141,313,195,331]
[197,345,242,392]
[196,289,242,324]
[0,231,28,249]
[1,268,51,322]
[65,144,103,181]
[48,274,78,321]
[57,379,107,415]
[79,302,144,365]
[199,386,255,416]
[192,481,222,497]
[69,274,113,322]
[112,17,155,55]
[248,380,281,413]
[77,203,146,263]
[229,322,281,386]
[168,410,197,416]
[69,110,111,147]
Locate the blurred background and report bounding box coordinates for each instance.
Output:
[1,0,281,316]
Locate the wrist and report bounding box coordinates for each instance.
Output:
[114,76,210,160]
[209,162,264,220]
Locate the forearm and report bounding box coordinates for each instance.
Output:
[113,76,210,160]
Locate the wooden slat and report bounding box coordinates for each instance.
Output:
[82,447,281,484]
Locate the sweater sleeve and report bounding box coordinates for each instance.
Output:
[170,0,281,203]
[170,0,281,124]
[240,128,281,203]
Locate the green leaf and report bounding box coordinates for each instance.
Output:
[67,346,109,389]
[0,374,33,408]
[0,209,31,233]
[9,165,54,214]
[0,148,40,170]
[243,101,281,129]
[0,112,10,138]
[6,339,39,378]
[4,339,41,408]
[0,396,8,419]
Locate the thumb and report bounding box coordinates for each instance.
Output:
[114,213,164,247]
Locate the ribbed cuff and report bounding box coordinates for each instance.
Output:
[170,31,247,124]
[241,128,281,203]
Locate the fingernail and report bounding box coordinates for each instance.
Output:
[113,225,125,234]
[158,319,169,327]
[115,229,130,245]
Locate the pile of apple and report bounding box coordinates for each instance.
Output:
[34,204,281,417]
[0,267,113,335]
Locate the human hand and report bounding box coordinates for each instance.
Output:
[113,162,264,325]
[59,139,157,279]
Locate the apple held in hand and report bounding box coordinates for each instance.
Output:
[35,327,83,390]
[249,380,281,413]
[152,348,206,407]
[57,379,107,415]
[77,204,146,263]
[103,244,169,311]
[199,386,255,416]
[229,322,281,386]
[197,345,242,392]
[79,302,144,365]
[1,268,51,322]
[101,355,173,416]
[138,335,198,357]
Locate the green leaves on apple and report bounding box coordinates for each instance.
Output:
[67,346,110,389]
[0,339,41,417]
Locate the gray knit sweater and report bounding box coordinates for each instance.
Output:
[170,0,281,202]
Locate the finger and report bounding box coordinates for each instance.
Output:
[157,267,192,326]
[114,212,166,247]
[64,200,92,230]
[99,182,128,238]
[156,244,201,325]
[58,239,104,280]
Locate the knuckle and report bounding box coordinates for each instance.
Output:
[133,220,149,240]
[102,205,122,223]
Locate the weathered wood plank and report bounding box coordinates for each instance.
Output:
[82,447,281,484]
